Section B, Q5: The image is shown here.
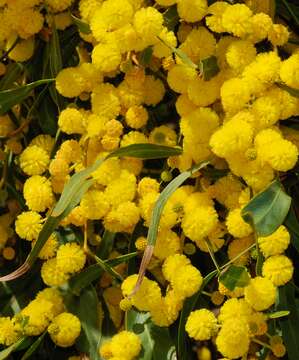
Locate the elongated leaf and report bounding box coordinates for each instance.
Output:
[107,144,182,160]
[49,23,63,77]
[148,161,209,247]
[242,180,291,236]
[277,83,299,98]
[0,63,24,91]
[69,264,104,295]
[0,337,27,360]
[177,270,218,359]
[66,286,101,360]
[21,332,46,360]
[107,252,137,267]
[139,47,153,66]
[92,254,123,282]
[71,14,91,34]
[163,5,179,31]
[277,283,299,360]
[268,310,290,319]
[96,231,116,259]
[126,310,176,360]
[0,79,54,115]
[284,206,299,253]
[219,265,250,291]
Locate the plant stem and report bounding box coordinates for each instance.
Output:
[252,338,272,350]
[220,243,256,270]
[205,238,220,274]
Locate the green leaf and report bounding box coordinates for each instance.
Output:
[277,83,299,98]
[0,63,24,91]
[107,144,182,160]
[49,23,63,77]
[177,270,217,360]
[106,252,137,267]
[66,286,101,360]
[69,264,104,295]
[96,230,116,259]
[147,161,209,247]
[126,310,176,360]
[219,265,250,291]
[0,337,27,360]
[139,47,153,66]
[241,179,291,237]
[71,14,91,34]
[37,95,58,136]
[163,5,179,31]
[20,332,46,360]
[200,56,220,81]
[0,79,54,115]
[284,206,299,253]
[277,283,299,360]
[268,310,290,319]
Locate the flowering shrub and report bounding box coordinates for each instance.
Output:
[0,0,299,359]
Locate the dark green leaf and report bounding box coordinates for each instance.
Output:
[147,161,209,246]
[49,23,63,77]
[21,332,46,360]
[71,14,91,34]
[0,63,24,91]
[277,83,299,98]
[69,264,104,295]
[219,265,250,291]
[107,144,182,160]
[277,283,299,360]
[126,310,176,360]
[96,231,116,259]
[163,5,179,31]
[0,79,54,115]
[0,337,27,360]
[200,56,220,81]
[242,180,291,236]
[37,95,58,136]
[66,286,101,360]
[139,47,153,66]
[284,206,299,253]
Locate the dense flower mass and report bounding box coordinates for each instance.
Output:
[0,0,298,359]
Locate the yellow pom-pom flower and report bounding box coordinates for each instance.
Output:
[80,189,110,220]
[41,258,70,287]
[104,201,140,233]
[172,264,203,299]
[221,4,253,38]
[56,67,85,98]
[125,106,148,129]
[218,298,252,323]
[23,176,54,212]
[226,40,256,73]
[226,208,252,238]
[258,225,290,258]
[35,288,65,317]
[268,24,289,46]
[19,145,50,176]
[177,0,207,23]
[92,43,121,73]
[45,0,73,12]
[244,276,276,311]
[0,317,19,346]
[262,255,294,286]
[280,54,299,90]
[34,233,58,260]
[15,211,43,241]
[220,77,251,114]
[133,7,163,45]
[48,313,81,347]
[56,243,86,274]
[186,309,218,340]
[58,108,86,135]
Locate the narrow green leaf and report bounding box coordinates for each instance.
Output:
[219,265,250,291]
[71,14,91,34]
[242,180,291,237]
[107,144,182,160]
[20,332,46,360]
[200,56,220,81]
[148,161,209,246]
[0,79,54,115]
[276,283,299,360]
[139,47,153,66]
[126,310,176,360]
[284,206,299,253]
[163,5,179,31]
[49,23,63,77]
[268,310,290,319]
[96,230,116,258]
[0,63,24,91]
[0,337,27,360]
[277,83,299,98]
[91,254,123,282]
[66,286,101,360]
[69,265,104,295]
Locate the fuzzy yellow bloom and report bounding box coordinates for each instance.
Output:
[226,208,252,238]
[125,106,148,129]
[56,243,86,274]
[143,75,165,106]
[19,145,50,176]
[45,0,73,12]
[262,255,294,286]
[186,309,218,340]
[226,40,256,73]
[100,331,141,360]
[280,54,299,90]
[34,234,58,260]
[167,64,197,94]
[81,189,110,220]
[92,43,121,73]
[216,318,250,359]
[23,176,54,212]
[206,1,230,33]
[0,317,19,346]
[244,277,276,311]
[258,226,290,258]
[221,4,253,38]
[133,7,163,45]
[15,211,43,241]
[218,298,252,323]
[104,201,140,233]
[105,170,136,207]
[36,288,65,317]
[137,177,160,197]
[92,83,120,119]
[48,313,81,347]
[228,236,254,265]
[41,258,70,287]
[268,24,289,46]
[177,0,207,23]
[220,77,251,114]
[58,108,86,135]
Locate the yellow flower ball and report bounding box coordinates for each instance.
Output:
[177,0,207,23]
[0,317,19,346]
[104,201,140,233]
[35,288,65,317]
[56,243,86,274]
[258,225,290,258]
[220,77,251,114]
[171,264,203,299]
[48,313,81,347]
[108,331,141,360]
[41,258,70,287]
[143,75,165,106]
[226,40,256,73]
[19,145,50,176]
[216,318,250,359]
[226,208,253,238]
[280,54,299,90]
[221,4,253,38]
[218,298,252,323]
[7,36,34,62]
[56,67,85,98]
[23,176,54,212]
[34,234,58,260]
[92,43,121,73]
[244,277,276,311]
[268,24,289,46]
[133,7,164,45]
[15,211,43,241]
[91,83,120,119]
[167,64,197,94]
[125,106,148,129]
[80,189,110,220]
[45,0,73,12]
[186,309,218,340]
[262,255,294,286]
[58,108,86,135]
